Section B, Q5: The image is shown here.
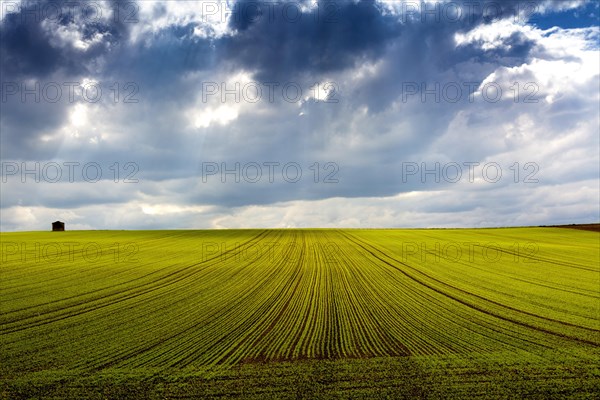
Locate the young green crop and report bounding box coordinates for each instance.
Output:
[1,228,599,397]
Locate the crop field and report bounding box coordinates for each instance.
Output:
[1,227,599,398]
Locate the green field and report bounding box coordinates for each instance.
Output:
[1,228,599,398]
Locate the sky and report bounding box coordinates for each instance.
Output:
[0,0,598,230]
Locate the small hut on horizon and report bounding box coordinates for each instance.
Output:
[52,221,65,231]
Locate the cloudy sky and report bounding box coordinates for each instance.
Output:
[1,0,598,230]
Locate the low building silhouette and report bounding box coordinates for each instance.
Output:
[52,221,65,231]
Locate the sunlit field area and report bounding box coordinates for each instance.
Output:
[1,227,598,398]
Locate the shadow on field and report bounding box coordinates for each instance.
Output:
[2,352,599,399]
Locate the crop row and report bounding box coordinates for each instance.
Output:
[1,228,598,374]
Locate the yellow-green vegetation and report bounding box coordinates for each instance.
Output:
[1,228,599,398]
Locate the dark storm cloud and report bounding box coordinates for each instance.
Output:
[212,0,559,116]
[221,0,402,81]
[217,0,577,83]
[0,0,127,79]
[0,0,134,160]
[110,26,217,97]
[461,31,537,61]
[0,0,588,81]
[0,0,578,95]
